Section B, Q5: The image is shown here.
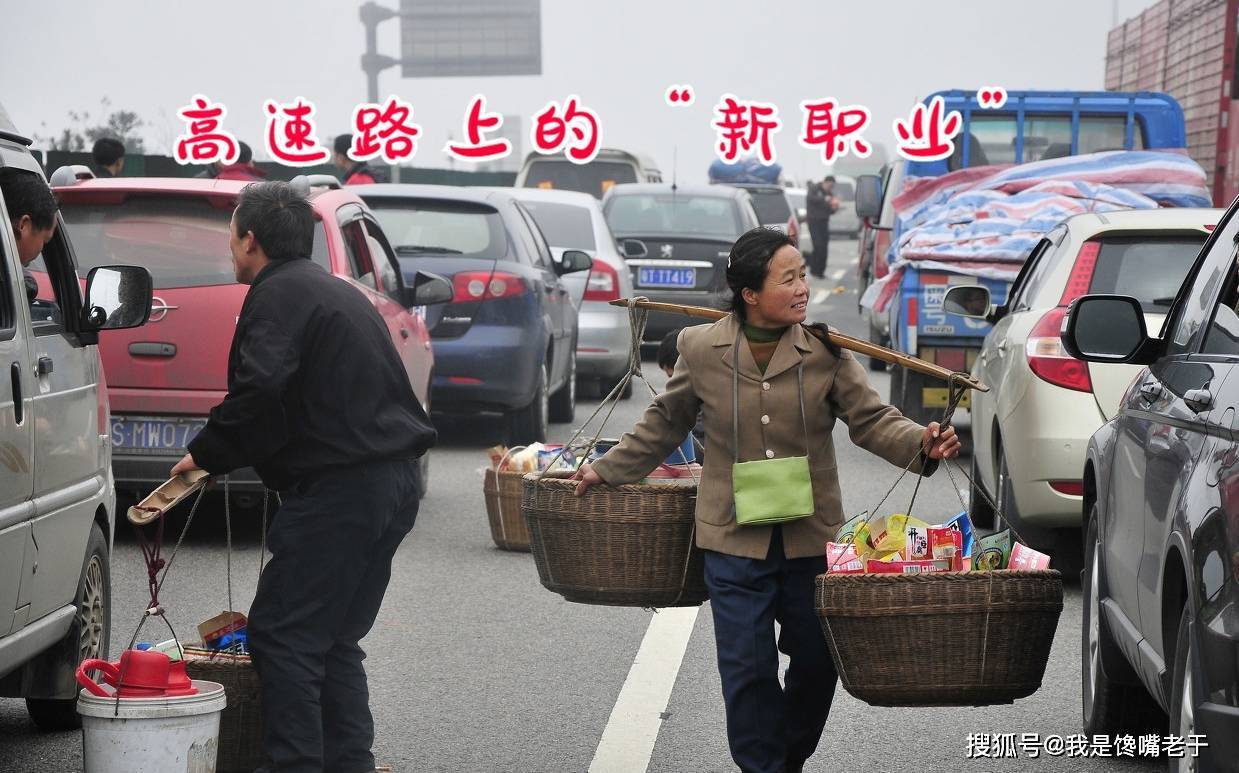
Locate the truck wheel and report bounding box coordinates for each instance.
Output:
[867,319,888,372]
[508,363,549,445]
[25,524,110,731]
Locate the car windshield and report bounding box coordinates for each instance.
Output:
[522,160,638,199]
[605,194,740,237]
[58,196,330,288]
[519,200,596,250]
[745,189,792,225]
[365,200,506,258]
[1088,235,1206,311]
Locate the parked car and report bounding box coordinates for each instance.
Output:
[511,188,635,399]
[51,174,447,501]
[601,183,760,344]
[855,164,900,367]
[720,182,793,234]
[828,174,860,237]
[785,188,813,258]
[1063,198,1239,768]
[515,148,663,199]
[0,122,154,729]
[946,210,1219,562]
[354,184,592,444]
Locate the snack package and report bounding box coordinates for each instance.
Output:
[944,511,975,558]
[536,444,575,472]
[928,526,964,571]
[1008,542,1052,570]
[903,523,931,560]
[826,542,864,574]
[836,512,869,545]
[487,445,509,470]
[866,558,952,574]
[973,529,1012,571]
[867,513,929,553]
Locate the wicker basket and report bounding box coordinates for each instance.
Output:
[815,570,1063,707]
[483,468,532,551]
[521,472,708,607]
[183,650,264,773]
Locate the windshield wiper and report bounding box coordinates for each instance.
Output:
[394,245,463,255]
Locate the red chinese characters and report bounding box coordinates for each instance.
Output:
[712,94,782,164]
[531,96,601,164]
[263,97,330,167]
[444,95,512,162]
[350,96,422,164]
[173,95,239,166]
[893,95,963,162]
[798,98,872,163]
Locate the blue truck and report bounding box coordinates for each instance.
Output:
[866,90,1189,424]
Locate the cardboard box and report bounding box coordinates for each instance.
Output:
[198,611,246,645]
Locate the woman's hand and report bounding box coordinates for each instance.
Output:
[573,463,603,496]
[922,422,961,460]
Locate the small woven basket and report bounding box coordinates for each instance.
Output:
[183,649,264,772]
[815,570,1063,706]
[521,471,707,607]
[483,468,531,551]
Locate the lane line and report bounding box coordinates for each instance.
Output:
[588,606,700,773]
[830,268,846,281]
[812,289,829,305]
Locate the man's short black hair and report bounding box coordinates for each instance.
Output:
[0,168,59,231]
[236,141,253,165]
[824,175,836,183]
[92,137,125,167]
[234,181,313,261]
[657,328,683,372]
[333,134,352,156]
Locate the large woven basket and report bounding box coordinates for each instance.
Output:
[521,472,708,607]
[815,570,1063,706]
[183,650,264,773]
[483,468,531,551]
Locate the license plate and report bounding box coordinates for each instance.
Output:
[111,416,207,454]
[639,267,696,288]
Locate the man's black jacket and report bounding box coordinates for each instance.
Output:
[189,258,435,490]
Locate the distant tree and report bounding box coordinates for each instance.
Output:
[35,98,147,153]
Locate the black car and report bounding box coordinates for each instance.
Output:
[354,184,592,444]
[1066,200,1239,770]
[601,183,761,343]
[721,182,793,234]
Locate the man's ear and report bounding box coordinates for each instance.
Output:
[14,214,31,238]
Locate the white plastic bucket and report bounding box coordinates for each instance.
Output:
[78,679,227,773]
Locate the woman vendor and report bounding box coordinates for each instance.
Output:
[573,227,961,773]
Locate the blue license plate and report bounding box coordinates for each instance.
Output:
[639,267,696,288]
[111,417,207,454]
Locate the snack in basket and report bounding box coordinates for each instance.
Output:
[826,542,864,574]
[903,523,931,560]
[944,511,975,556]
[835,512,869,544]
[865,558,952,574]
[928,526,964,571]
[867,513,929,553]
[487,445,508,469]
[973,529,1012,570]
[1008,542,1052,570]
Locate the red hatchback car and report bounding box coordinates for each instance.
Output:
[49,174,439,500]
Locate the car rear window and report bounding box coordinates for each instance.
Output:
[605,194,740,238]
[1087,235,1206,311]
[832,180,855,200]
[745,189,792,225]
[519,200,595,250]
[365,199,506,258]
[59,196,331,288]
[522,160,638,199]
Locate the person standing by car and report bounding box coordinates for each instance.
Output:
[804,176,839,278]
[574,227,959,773]
[91,138,125,178]
[170,180,435,773]
[333,134,389,185]
[196,141,267,182]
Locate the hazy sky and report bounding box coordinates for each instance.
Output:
[2,0,1160,184]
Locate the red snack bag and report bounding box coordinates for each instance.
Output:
[929,526,964,571]
[1008,542,1051,571]
[826,542,864,574]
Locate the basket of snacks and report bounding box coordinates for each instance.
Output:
[815,510,1063,707]
[521,467,708,607]
[483,444,578,552]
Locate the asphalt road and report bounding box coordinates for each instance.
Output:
[0,239,1165,772]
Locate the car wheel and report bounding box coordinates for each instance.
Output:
[414,452,430,500]
[968,450,997,530]
[1169,605,1201,773]
[549,352,577,424]
[25,524,110,731]
[600,374,633,401]
[508,362,549,445]
[1081,506,1163,736]
[996,445,1019,528]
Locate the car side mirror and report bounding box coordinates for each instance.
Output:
[406,270,453,306]
[619,239,648,259]
[82,265,153,330]
[943,285,993,319]
[796,207,807,221]
[556,249,593,276]
[1062,295,1153,363]
[855,174,882,219]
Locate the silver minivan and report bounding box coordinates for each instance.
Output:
[515,148,662,200]
[0,112,153,729]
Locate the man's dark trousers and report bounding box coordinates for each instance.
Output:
[807,220,832,277]
[704,527,839,773]
[249,457,420,773]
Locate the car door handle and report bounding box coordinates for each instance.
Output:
[1184,388,1213,413]
[35,356,53,377]
[1139,382,1164,402]
[9,363,21,425]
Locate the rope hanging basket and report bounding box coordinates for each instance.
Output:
[522,472,708,607]
[483,467,532,552]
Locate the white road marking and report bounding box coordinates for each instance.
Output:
[589,606,700,773]
[849,256,859,266]
[830,269,846,281]
[812,289,829,305]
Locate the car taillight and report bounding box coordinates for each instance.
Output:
[451,271,527,303]
[583,259,621,302]
[1058,241,1100,305]
[1026,306,1092,393]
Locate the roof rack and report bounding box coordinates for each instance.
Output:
[49,165,96,187]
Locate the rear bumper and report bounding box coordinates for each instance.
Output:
[576,302,632,379]
[430,323,543,413]
[112,453,264,495]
